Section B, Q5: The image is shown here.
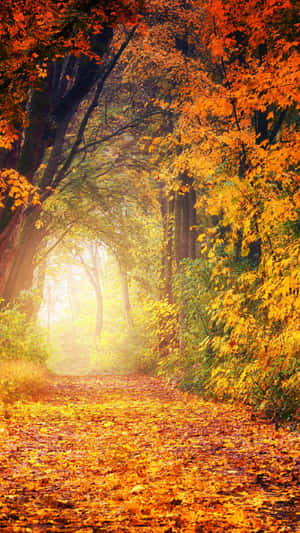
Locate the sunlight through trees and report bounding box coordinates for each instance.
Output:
[0,0,299,421]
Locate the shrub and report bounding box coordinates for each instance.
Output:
[0,360,50,417]
[89,324,153,375]
[0,300,49,364]
[157,256,299,424]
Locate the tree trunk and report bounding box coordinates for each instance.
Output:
[67,265,81,323]
[188,188,197,259]
[159,181,168,294]
[175,192,183,266]
[1,207,47,320]
[159,182,174,303]
[95,283,103,337]
[79,246,104,338]
[0,207,25,297]
[31,258,47,321]
[166,196,175,301]
[120,269,133,328]
[174,174,198,266]
[182,189,190,259]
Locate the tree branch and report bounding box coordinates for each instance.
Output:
[76,111,163,155]
[269,109,287,144]
[50,27,137,191]
[36,208,94,264]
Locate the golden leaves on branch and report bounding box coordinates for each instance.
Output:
[0,169,40,209]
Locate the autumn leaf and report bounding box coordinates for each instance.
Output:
[0,375,299,532]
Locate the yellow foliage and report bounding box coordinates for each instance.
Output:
[0,168,39,208]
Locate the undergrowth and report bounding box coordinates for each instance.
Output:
[0,360,50,418]
[148,258,300,425]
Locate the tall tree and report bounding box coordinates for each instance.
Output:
[78,244,104,338]
[0,0,140,303]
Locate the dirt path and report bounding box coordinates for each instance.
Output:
[0,375,299,532]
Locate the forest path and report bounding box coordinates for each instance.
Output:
[0,375,299,532]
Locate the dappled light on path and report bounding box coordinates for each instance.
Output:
[0,375,299,532]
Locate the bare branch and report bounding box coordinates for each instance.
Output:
[50,27,137,191]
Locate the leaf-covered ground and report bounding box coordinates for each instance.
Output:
[0,375,299,532]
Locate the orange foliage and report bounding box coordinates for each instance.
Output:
[0,0,141,206]
[129,0,299,382]
[0,0,141,142]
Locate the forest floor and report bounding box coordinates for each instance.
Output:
[0,375,299,532]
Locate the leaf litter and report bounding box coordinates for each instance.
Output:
[0,375,299,532]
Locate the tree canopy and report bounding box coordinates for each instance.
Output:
[0,0,299,422]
